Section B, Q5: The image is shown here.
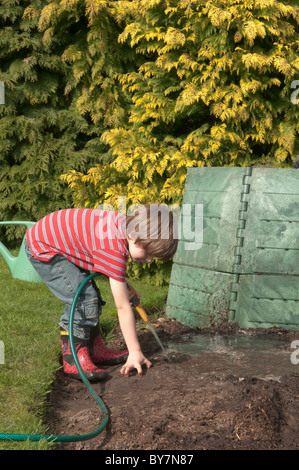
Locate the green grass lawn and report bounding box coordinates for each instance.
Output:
[0,254,168,450]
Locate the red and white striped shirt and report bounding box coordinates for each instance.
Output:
[26,209,129,282]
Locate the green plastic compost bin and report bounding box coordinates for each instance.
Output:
[166,167,299,330]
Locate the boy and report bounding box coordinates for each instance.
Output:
[25,203,178,381]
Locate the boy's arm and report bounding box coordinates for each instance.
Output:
[109,277,152,377]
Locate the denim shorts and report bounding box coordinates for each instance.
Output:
[24,238,104,339]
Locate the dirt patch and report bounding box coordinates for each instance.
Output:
[46,318,299,450]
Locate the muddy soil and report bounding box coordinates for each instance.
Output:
[46,318,299,451]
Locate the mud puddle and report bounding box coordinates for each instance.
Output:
[46,319,299,450]
[167,332,298,380]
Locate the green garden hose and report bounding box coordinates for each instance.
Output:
[0,272,109,443]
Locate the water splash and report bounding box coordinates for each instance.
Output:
[167,333,298,381]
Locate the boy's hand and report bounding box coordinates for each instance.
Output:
[109,278,151,377]
[120,351,152,377]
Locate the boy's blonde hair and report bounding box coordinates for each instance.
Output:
[126,203,178,261]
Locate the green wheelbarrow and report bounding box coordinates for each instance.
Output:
[0,221,41,283]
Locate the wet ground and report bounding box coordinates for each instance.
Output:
[46,318,299,451]
[168,331,298,380]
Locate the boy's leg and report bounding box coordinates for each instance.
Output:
[24,240,100,340]
[25,240,108,381]
[90,323,128,365]
[25,239,128,378]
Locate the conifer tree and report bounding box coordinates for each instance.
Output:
[0,0,104,240]
[62,0,299,209]
[36,0,140,207]
[37,0,135,130]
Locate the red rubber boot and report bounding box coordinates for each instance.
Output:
[60,328,107,381]
[89,324,129,366]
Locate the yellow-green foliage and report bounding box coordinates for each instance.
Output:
[58,0,299,211]
[37,0,130,128]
